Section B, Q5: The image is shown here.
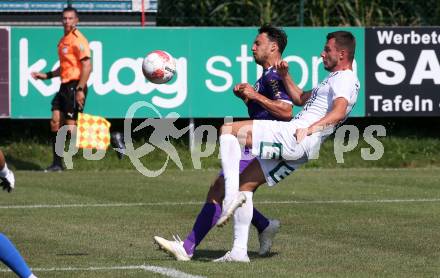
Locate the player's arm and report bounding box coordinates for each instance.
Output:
[75,36,92,110]
[78,57,92,90]
[296,97,348,142]
[75,57,91,110]
[275,61,311,106]
[237,83,292,121]
[281,73,312,106]
[31,67,60,80]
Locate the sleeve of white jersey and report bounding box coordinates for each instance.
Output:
[328,71,355,102]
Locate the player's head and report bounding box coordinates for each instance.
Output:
[321,31,356,71]
[62,7,79,33]
[258,25,288,54]
[252,25,287,66]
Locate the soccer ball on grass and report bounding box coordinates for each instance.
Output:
[142,50,176,84]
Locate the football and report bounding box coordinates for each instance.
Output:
[142,50,176,84]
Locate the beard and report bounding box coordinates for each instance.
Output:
[323,58,337,71]
[253,54,262,65]
[254,54,270,67]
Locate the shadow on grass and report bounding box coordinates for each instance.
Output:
[193,249,278,261]
[7,155,43,171]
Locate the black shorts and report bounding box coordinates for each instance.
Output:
[51,80,88,120]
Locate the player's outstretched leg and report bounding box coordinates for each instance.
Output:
[154,156,279,260]
[154,175,225,261]
[182,202,222,257]
[153,202,221,261]
[217,121,255,226]
[182,197,275,256]
[216,192,246,227]
[0,233,37,278]
[216,133,243,227]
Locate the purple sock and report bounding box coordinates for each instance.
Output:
[183,202,222,256]
[252,208,270,233]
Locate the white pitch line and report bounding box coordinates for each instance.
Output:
[0,264,206,278]
[257,198,440,204]
[0,202,203,209]
[1,198,440,209]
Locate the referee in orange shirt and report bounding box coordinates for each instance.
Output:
[32,6,92,172]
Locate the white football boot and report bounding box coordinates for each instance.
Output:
[213,251,250,263]
[258,219,280,256]
[153,235,192,261]
[216,192,247,227]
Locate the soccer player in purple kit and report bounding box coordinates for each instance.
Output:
[154,25,293,261]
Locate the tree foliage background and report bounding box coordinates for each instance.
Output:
[157,0,440,26]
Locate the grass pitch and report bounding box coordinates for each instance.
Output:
[1,168,439,277]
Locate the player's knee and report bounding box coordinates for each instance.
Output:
[240,182,259,192]
[206,177,224,203]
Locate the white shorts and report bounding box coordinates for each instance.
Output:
[251,120,322,186]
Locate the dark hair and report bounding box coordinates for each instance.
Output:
[327,31,356,61]
[258,25,288,54]
[63,6,79,18]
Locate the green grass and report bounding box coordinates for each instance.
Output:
[1,168,439,277]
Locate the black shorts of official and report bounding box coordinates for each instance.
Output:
[51,80,88,120]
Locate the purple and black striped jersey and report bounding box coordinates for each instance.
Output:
[247,67,292,120]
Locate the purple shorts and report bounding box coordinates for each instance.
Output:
[219,147,255,176]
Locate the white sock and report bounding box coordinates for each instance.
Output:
[0,163,9,178]
[231,191,253,258]
[219,134,241,201]
[28,274,38,278]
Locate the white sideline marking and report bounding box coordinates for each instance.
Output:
[257,198,440,204]
[1,198,440,209]
[0,264,206,278]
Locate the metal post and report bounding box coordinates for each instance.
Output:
[189,118,195,152]
[141,0,146,26]
[300,0,305,26]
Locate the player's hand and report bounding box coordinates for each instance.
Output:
[76,89,85,110]
[238,83,256,101]
[274,60,289,78]
[31,72,46,80]
[295,127,309,143]
[233,83,249,103]
[233,83,244,97]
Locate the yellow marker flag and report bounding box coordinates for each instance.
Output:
[76,113,111,150]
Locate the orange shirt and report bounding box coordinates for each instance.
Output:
[57,28,91,83]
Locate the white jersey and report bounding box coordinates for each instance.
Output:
[251,70,360,185]
[292,70,360,129]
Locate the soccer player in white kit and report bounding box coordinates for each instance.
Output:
[214,30,360,262]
